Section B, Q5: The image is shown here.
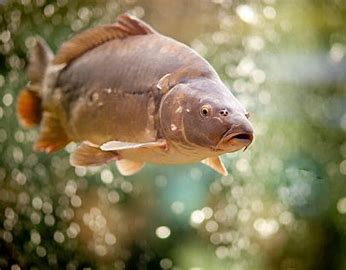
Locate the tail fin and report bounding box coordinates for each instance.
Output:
[17,38,53,128]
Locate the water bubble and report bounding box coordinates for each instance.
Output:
[57,0,67,7]
[71,19,84,32]
[42,202,53,214]
[5,207,15,220]
[160,258,173,269]
[0,30,11,43]
[210,232,222,245]
[2,93,13,106]
[18,192,30,205]
[202,207,213,219]
[101,169,113,184]
[190,167,202,181]
[105,232,116,245]
[236,5,258,25]
[337,197,346,214]
[107,190,120,203]
[61,208,74,220]
[66,222,80,239]
[14,130,25,142]
[78,7,91,21]
[236,57,255,76]
[279,211,293,225]
[131,6,145,18]
[236,159,250,173]
[32,197,43,210]
[11,264,21,270]
[238,208,251,222]
[171,201,185,214]
[35,0,46,7]
[30,230,41,245]
[252,69,266,84]
[120,181,133,193]
[53,231,65,243]
[65,180,77,197]
[30,212,41,225]
[155,175,167,187]
[13,170,26,185]
[155,226,171,239]
[212,31,230,45]
[258,90,271,105]
[36,246,47,257]
[205,220,219,233]
[251,200,263,213]
[95,245,107,256]
[44,214,55,226]
[70,195,82,207]
[329,43,345,63]
[190,210,205,226]
[253,218,279,238]
[0,129,7,143]
[263,6,276,20]
[191,39,208,56]
[215,245,229,259]
[339,160,346,175]
[75,166,86,177]
[2,231,13,243]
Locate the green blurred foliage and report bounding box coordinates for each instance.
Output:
[0,0,346,269]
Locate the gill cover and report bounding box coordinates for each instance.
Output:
[159,83,189,144]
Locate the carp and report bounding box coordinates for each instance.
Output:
[17,13,254,176]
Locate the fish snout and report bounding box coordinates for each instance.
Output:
[219,115,254,150]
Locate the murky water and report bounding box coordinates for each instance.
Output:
[0,0,346,269]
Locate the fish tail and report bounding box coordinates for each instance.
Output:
[17,37,53,128]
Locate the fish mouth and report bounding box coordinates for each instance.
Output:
[217,128,254,151]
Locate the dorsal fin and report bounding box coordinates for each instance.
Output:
[53,13,156,65]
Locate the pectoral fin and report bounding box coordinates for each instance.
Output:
[70,142,119,167]
[116,159,145,176]
[100,139,166,151]
[201,156,228,176]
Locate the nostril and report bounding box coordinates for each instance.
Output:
[219,109,229,116]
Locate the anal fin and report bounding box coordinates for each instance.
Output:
[34,112,70,153]
[201,156,228,176]
[116,159,144,176]
[70,142,119,167]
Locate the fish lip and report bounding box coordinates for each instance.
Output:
[216,128,253,150]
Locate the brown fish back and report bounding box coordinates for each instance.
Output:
[53,14,156,66]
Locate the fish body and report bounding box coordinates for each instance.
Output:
[17,14,254,176]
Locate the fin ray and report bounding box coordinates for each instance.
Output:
[116,159,144,176]
[53,13,155,65]
[70,142,119,167]
[201,156,228,176]
[28,37,54,85]
[16,88,42,128]
[34,112,70,153]
[100,139,166,151]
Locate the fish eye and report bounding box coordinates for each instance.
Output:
[245,112,250,118]
[200,105,210,118]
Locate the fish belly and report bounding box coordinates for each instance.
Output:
[118,143,219,165]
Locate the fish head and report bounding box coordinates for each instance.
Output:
[159,78,253,153]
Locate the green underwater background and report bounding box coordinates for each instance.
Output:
[0,0,346,269]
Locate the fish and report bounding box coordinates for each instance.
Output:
[16,13,254,176]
